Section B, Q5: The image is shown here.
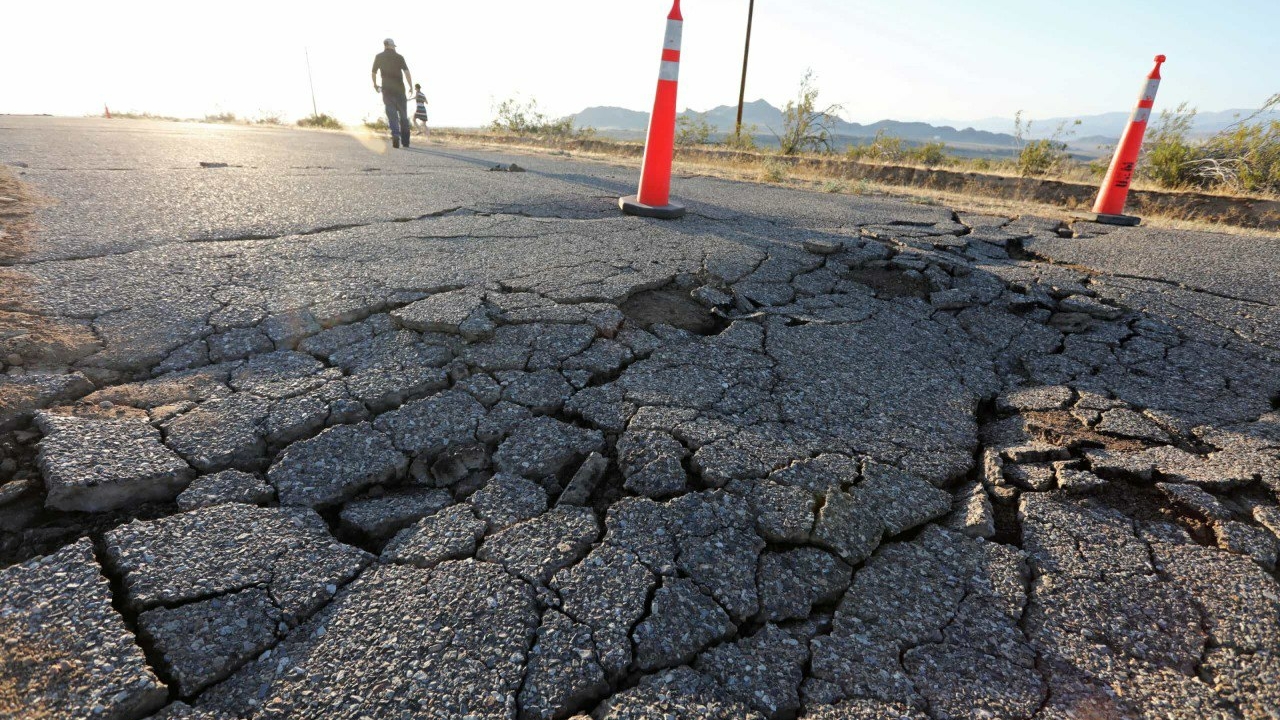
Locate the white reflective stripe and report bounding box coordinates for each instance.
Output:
[1134,107,1152,124]
[663,19,683,51]
[1139,79,1160,102]
[659,60,680,82]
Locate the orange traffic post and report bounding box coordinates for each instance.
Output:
[1092,55,1166,226]
[104,105,111,119]
[620,0,687,220]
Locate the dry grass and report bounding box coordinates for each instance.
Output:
[0,166,42,263]
[0,169,102,369]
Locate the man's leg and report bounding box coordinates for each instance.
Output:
[383,92,401,148]
[398,100,411,147]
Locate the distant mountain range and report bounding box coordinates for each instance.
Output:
[574,100,1022,149]
[573,100,1279,156]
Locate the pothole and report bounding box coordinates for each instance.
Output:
[841,267,929,300]
[619,289,728,336]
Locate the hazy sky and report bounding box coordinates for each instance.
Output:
[3,0,1277,129]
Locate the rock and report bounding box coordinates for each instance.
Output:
[518,610,609,720]
[557,452,608,506]
[374,389,486,458]
[0,539,167,719]
[1157,482,1233,522]
[382,503,486,569]
[176,469,273,510]
[36,413,194,512]
[551,543,657,676]
[102,504,370,623]
[1215,521,1278,571]
[138,587,280,695]
[696,623,808,718]
[339,487,454,540]
[268,422,406,507]
[595,666,765,720]
[478,505,600,585]
[0,371,96,430]
[1059,294,1123,320]
[633,577,734,671]
[500,369,573,413]
[493,416,604,478]
[422,443,489,487]
[803,238,842,255]
[1048,311,1092,333]
[1055,464,1107,494]
[1097,408,1173,444]
[996,385,1074,413]
[747,479,816,544]
[928,288,974,310]
[1020,492,1153,580]
[228,351,332,399]
[617,429,688,498]
[391,290,486,334]
[947,479,995,539]
[162,394,270,472]
[757,547,852,622]
[1005,462,1056,491]
[468,473,549,532]
[198,561,538,719]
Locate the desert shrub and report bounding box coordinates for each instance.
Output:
[1190,94,1280,194]
[759,158,789,183]
[725,124,759,151]
[1014,111,1078,176]
[908,141,950,167]
[254,113,284,125]
[363,116,389,132]
[298,114,343,130]
[490,96,587,138]
[202,112,237,124]
[676,112,714,146]
[777,70,844,155]
[848,131,905,163]
[1139,103,1198,188]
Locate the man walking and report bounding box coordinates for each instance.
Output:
[372,38,413,148]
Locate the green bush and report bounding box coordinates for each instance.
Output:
[908,141,950,167]
[490,96,588,138]
[777,70,844,155]
[725,124,759,151]
[676,112,714,146]
[1140,103,1198,188]
[298,114,343,130]
[1193,95,1280,194]
[759,158,789,183]
[363,116,389,132]
[1139,94,1280,195]
[1014,112,1078,176]
[848,131,905,163]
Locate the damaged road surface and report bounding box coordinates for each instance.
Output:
[2,117,1280,720]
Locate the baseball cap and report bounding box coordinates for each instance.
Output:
[384,38,396,47]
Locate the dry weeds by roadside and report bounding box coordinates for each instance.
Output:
[0,169,101,372]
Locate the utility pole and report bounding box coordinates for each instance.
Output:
[305,47,318,118]
[735,0,756,140]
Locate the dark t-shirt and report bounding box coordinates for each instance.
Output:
[373,50,409,95]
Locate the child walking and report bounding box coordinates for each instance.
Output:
[413,84,429,136]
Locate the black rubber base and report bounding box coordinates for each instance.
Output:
[1090,213,1142,227]
[619,195,686,220]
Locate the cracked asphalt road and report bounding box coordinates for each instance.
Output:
[2,116,1279,720]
